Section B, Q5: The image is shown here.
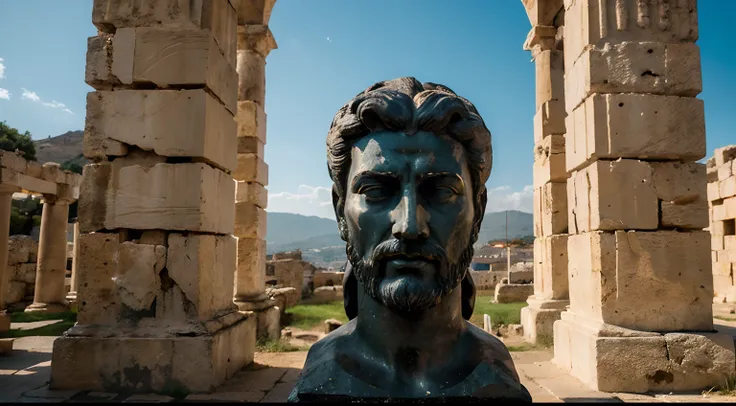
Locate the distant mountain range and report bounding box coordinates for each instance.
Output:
[33,130,86,165]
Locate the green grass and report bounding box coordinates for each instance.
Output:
[704,375,736,397]
[285,301,349,330]
[714,315,736,322]
[284,294,526,331]
[0,310,77,338]
[469,295,525,329]
[256,338,309,353]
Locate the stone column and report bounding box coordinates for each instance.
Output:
[519,3,570,346]
[26,195,70,314]
[50,0,257,394]
[65,222,80,309]
[0,186,18,336]
[707,145,736,303]
[233,17,281,340]
[552,0,735,393]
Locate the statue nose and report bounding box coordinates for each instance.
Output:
[391,195,429,240]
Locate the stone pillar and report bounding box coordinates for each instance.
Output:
[65,222,80,309]
[233,14,281,340]
[0,186,18,337]
[519,3,570,346]
[26,195,70,313]
[552,0,735,393]
[50,0,257,394]
[708,146,736,303]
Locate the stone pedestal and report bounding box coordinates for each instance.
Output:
[26,197,70,314]
[520,297,567,344]
[233,21,280,340]
[553,312,735,393]
[65,222,80,309]
[548,0,732,392]
[50,0,259,394]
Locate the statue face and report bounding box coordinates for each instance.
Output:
[342,130,476,314]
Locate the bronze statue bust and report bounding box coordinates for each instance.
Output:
[288,77,531,402]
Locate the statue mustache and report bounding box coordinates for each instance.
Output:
[368,239,448,265]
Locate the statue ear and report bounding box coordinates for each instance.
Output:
[342,261,358,320]
[461,268,476,320]
[332,184,348,241]
[473,186,488,238]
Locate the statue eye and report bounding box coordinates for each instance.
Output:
[361,185,390,201]
[434,186,456,201]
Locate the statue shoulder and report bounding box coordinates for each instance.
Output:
[464,321,522,382]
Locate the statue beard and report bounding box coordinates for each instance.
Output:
[346,237,475,315]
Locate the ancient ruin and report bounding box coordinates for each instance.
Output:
[709,145,736,302]
[0,151,81,353]
[2,0,723,399]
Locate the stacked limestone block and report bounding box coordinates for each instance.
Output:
[520,1,571,346]
[232,1,281,340]
[708,145,736,302]
[4,236,39,312]
[552,0,734,393]
[49,0,257,394]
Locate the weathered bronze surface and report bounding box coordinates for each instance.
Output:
[289,77,531,402]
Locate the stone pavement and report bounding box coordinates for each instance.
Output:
[2,333,736,403]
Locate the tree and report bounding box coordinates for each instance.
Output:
[0,121,37,161]
[60,154,85,174]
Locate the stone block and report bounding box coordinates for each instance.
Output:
[568,160,658,233]
[234,154,268,185]
[567,230,713,332]
[721,176,736,199]
[712,236,724,251]
[0,150,27,173]
[493,283,534,304]
[534,182,567,236]
[256,305,280,340]
[533,100,566,144]
[533,134,566,187]
[237,49,266,105]
[236,100,267,144]
[80,162,235,234]
[6,281,26,303]
[237,135,264,156]
[105,28,236,113]
[566,94,705,172]
[311,286,343,304]
[651,162,708,229]
[49,316,255,393]
[707,181,720,202]
[718,163,733,182]
[165,234,237,322]
[92,0,237,66]
[85,90,236,171]
[533,234,569,300]
[7,235,38,264]
[564,0,698,69]
[235,238,266,300]
[714,145,736,167]
[235,181,267,208]
[11,263,36,284]
[76,233,166,325]
[522,0,563,26]
[535,49,564,110]
[554,315,734,393]
[566,42,702,111]
[234,202,266,239]
[520,302,565,344]
[312,272,345,289]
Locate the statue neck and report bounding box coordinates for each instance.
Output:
[354,283,466,376]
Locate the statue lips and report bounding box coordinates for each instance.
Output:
[383,255,437,278]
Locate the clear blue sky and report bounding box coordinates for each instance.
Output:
[0,1,733,218]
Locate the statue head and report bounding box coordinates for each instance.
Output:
[327,77,491,317]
